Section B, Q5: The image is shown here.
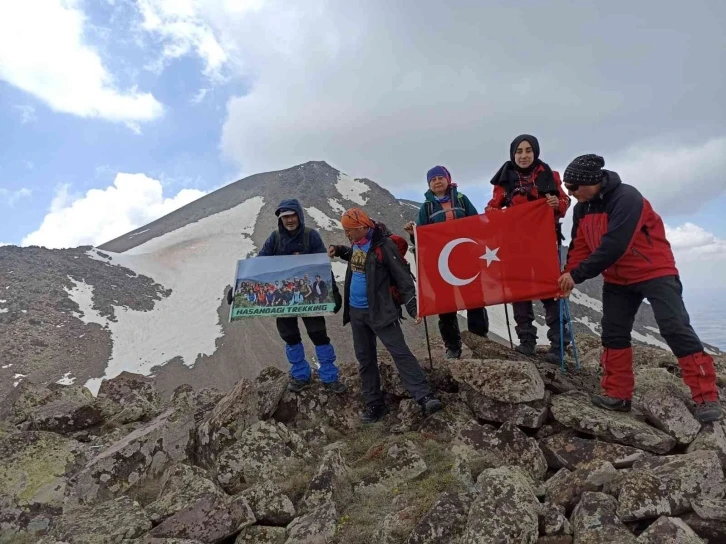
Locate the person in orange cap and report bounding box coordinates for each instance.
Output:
[329,208,442,423]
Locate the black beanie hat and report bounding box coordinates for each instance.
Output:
[563,154,605,186]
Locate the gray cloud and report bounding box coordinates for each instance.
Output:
[212,0,724,212]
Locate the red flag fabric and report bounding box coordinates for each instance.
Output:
[415,199,561,317]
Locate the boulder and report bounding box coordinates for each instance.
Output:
[145,463,225,524]
[570,492,637,544]
[236,525,287,544]
[374,505,418,544]
[462,467,539,544]
[536,537,573,544]
[239,480,296,526]
[689,497,726,521]
[545,460,619,514]
[96,371,162,425]
[405,491,475,544]
[636,516,704,543]
[617,450,726,521]
[46,496,152,543]
[633,368,692,404]
[255,366,289,420]
[300,445,351,512]
[193,378,260,467]
[273,365,360,432]
[298,425,329,449]
[0,431,86,509]
[285,501,337,544]
[390,398,424,434]
[25,386,103,434]
[449,359,545,403]
[69,407,195,505]
[551,391,677,454]
[679,511,726,542]
[460,384,550,429]
[0,498,52,539]
[454,421,548,481]
[687,419,726,469]
[461,331,528,361]
[354,440,427,495]
[641,388,701,445]
[0,381,57,424]
[150,494,255,541]
[538,502,571,536]
[216,421,311,494]
[539,432,647,471]
[417,396,476,441]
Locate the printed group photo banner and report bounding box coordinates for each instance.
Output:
[230,253,335,321]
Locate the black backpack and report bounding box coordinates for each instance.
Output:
[272,227,312,255]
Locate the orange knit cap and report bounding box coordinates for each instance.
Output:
[341,208,375,229]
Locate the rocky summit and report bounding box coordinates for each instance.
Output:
[1,333,725,544]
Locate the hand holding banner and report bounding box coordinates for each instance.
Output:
[415,199,561,317]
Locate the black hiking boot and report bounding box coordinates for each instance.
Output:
[323,380,348,395]
[445,348,462,360]
[544,346,566,364]
[515,343,536,356]
[694,401,723,423]
[360,404,390,424]
[288,378,311,393]
[591,394,632,412]
[418,394,443,416]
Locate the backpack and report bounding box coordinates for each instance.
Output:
[272,227,311,255]
[425,194,466,222]
[373,234,410,306]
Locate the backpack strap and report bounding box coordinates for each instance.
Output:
[426,201,434,223]
[272,230,281,254]
[302,227,311,253]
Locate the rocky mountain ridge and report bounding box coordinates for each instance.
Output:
[0,160,712,405]
[1,332,725,543]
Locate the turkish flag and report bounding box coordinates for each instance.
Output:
[415,199,561,317]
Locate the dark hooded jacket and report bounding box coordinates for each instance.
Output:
[331,223,417,329]
[565,171,678,285]
[258,199,326,256]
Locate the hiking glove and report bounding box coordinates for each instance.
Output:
[226,287,234,305]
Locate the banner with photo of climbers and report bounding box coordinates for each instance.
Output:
[229,253,335,321]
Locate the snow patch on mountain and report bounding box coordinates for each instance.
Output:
[331,261,347,281]
[328,198,346,215]
[335,173,369,205]
[575,315,600,335]
[570,289,603,312]
[56,372,76,385]
[84,196,264,394]
[631,329,669,350]
[306,206,342,231]
[65,277,109,327]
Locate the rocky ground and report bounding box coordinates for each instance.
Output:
[1,333,726,544]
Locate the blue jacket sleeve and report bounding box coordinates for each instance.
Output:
[258,233,276,256]
[309,230,326,254]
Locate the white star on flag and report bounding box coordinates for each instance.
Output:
[480,246,500,267]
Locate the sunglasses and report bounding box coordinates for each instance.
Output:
[564,183,580,192]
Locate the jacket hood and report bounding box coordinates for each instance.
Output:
[424,183,459,202]
[275,199,305,229]
[599,170,622,196]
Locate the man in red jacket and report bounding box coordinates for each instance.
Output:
[558,154,722,423]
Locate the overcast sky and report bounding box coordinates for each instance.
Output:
[1,0,725,324]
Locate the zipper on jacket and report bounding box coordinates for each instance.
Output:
[631,247,652,263]
[643,226,652,245]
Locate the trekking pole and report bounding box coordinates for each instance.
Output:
[423,317,434,370]
[503,303,514,349]
[562,299,581,370]
[556,235,567,373]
